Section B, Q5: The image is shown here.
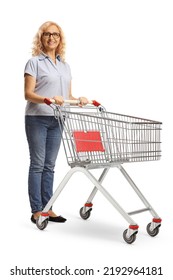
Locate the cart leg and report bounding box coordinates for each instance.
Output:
[118,165,162,233]
[77,168,138,225]
[80,168,110,219]
[37,167,79,228]
[78,167,139,243]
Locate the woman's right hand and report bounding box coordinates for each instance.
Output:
[53,96,64,105]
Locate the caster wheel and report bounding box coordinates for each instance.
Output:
[146,222,160,237]
[36,218,49,230]
[79,207,92,220]
[123,229,137,244]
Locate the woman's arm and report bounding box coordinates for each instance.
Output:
[24,74,45,103]
[24,74,64,105]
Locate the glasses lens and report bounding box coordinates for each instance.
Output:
[52,32,60,38]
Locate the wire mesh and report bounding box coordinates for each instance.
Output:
[55,106,162,167]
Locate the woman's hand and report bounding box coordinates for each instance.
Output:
[53,96,64,105]
[78,97,88,106]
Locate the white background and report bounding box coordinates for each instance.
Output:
[1,0,173,279]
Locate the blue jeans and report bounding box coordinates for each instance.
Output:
[25,116,62,213]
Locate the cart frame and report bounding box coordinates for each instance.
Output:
[36,100,162,244]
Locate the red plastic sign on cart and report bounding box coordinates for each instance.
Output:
[73,131,105,152]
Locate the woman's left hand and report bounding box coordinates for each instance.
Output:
[53,96,64,105]
[78,97,88,106]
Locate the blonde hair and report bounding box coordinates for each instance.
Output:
[32,21,66,62]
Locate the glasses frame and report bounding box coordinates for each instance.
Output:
[42,32,60,39]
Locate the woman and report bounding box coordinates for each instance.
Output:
[24,21,88,224]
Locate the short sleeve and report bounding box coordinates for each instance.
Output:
[24,57,38,78]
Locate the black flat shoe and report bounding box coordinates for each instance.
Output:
[31,214,36,224]
[49,216,66,223]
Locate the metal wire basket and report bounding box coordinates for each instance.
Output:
[56,106,162,168]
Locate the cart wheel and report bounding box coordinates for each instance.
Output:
[146,222,160,237]
[36,218,49,230]
[123,229,137,244]
[79,207,92,220]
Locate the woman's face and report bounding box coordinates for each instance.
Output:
[41,24,60,53]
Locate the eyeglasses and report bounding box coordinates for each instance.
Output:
[42,32,60,39]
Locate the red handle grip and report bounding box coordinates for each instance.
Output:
[44,98,55,105]
[92,100,101,107]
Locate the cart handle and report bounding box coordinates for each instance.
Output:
[44,98,101,107]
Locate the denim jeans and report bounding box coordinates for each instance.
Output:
[25,116,62,213]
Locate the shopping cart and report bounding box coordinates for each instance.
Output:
[36,98,162,244]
